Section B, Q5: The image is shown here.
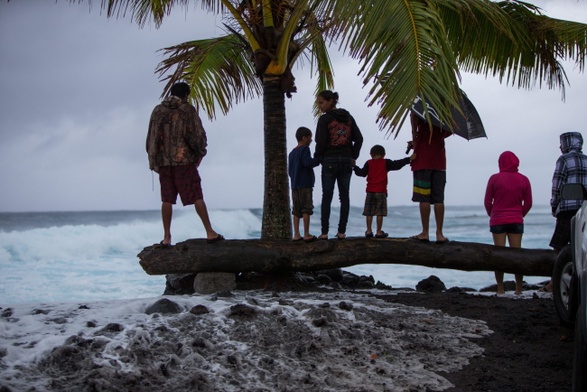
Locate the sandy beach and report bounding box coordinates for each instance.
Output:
[384,290,573,392]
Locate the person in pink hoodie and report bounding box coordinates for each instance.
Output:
[484,151,533,295]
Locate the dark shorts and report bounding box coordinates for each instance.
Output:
[363,192,387,217]
[158,165,203,206]
[412,170,446,204]
[490,223,524,234]
[292,188,314,217]
[549,210,578,250]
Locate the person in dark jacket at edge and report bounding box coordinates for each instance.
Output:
[545,131,587,291]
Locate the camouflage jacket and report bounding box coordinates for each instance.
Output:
[146,96,207,172]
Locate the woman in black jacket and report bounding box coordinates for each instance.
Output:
[314,90,364,240]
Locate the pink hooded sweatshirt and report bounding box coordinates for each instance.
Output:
[484,151,533,226]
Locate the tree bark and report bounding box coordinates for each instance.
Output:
[261,75,291,240]
[138,237,556,277]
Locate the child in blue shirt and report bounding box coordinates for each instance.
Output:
[288,127,320,242]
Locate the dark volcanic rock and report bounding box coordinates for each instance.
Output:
[416,275,447,292]
[145,298,182,315]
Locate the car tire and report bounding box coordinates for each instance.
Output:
[553,245,576,328]
[572,304,587,392]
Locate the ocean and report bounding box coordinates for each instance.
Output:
[0,205,553,305]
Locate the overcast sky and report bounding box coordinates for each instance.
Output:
[1,0,586,213]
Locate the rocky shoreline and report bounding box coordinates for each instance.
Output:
[163,269,548,296]
[160,270,573,392]
[1,270,570,392]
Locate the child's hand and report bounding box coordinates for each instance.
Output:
[409,152,417,161]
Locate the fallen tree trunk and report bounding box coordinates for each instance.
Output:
[137,237,555,277]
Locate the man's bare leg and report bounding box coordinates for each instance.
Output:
[414,202,431,241]
[195,199,219,240]
[366,215,373,236]
[376,215,384,235]
[434,202,447,242]
[161,202,173,245]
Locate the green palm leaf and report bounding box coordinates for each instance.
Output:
[102,0,222,27]
[440,0,586,98]
[156,34,263,119]
[321,0,586,135]
[325,0,461,136]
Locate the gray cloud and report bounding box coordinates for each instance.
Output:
[0,0,586,212]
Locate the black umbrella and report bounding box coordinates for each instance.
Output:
[411,90,487,140]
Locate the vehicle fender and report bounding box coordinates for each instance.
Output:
[580,269,587,346]
[570,210,583,263]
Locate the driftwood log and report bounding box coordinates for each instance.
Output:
[137,237,556,277]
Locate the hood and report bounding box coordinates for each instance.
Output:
[560,132,583,153]
[161,95,183,109]
[327,108,352,123]
[498,151,519,173]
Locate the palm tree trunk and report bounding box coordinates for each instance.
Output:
[261,76,291,240]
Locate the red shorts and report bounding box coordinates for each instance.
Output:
[158,165,203,206]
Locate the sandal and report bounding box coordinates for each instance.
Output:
[159,240,172,248]
[207,234,225,244]
[304,235,318,243]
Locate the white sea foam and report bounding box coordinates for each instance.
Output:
[0,291,493,391]
[0,206,553,305]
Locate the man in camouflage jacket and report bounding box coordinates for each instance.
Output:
[146,82,223,246]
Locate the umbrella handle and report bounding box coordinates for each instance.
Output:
[405,141,413,154]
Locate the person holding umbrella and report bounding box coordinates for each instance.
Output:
[407,112,451,243]
[407,91,486,243]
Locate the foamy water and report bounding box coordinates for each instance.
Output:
[0,291,492,391]
[0,206,553,305]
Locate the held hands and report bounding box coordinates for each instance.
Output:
[409,152,417,161]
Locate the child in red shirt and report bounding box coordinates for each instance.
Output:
[354,145,415,238]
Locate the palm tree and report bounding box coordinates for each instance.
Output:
[95,0,586,240]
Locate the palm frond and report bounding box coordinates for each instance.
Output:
[325,0,462,137]
[295,33,335,119]
[308,35,335,98]
[439,0,587,99]
[99,0,223,27]
[156,34,263,119]
[289,7,334,108]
